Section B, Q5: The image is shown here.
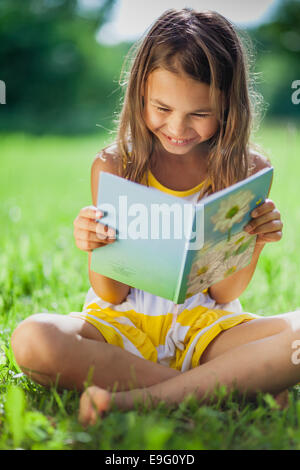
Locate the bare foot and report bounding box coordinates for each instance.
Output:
[79,386,111,426]
[274,389,289,410]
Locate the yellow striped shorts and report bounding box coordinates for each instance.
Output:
[71,300,256,372]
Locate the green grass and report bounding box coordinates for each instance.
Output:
[0,120,300,450]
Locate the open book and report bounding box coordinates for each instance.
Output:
[91,167,273,304]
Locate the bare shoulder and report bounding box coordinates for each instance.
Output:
[91,143,122,176]
[91,143,122,206]
[248,150,272,176]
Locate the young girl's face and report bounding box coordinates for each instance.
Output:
[143,68,219,157]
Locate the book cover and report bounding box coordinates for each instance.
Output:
[175,166,273,302]
[91,167,273,304]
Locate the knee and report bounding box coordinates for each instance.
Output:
[11,313,62,375]
[273,310,300,354]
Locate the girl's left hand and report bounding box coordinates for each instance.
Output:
[244,199,283,246]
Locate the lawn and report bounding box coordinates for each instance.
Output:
[0,120,300,450]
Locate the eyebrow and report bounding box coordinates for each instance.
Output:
[150,99,213,113]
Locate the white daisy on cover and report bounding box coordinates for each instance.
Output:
[213,230,256,258]
[186,243,224,296]
[185,231,256,297]
[213,232,257,279]
[210,189,255,235]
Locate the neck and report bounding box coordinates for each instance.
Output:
[151,140,210,170]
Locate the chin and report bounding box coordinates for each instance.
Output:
[161,139,203,155]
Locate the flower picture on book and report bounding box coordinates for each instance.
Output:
[186,188,258,297]
[186,232,256,297]
[210,189,255,241]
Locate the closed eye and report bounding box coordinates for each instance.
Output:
[156,107,210,118]
[156,106,169,113]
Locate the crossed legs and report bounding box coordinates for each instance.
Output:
[11,310,300,426]
[79,311,300,425]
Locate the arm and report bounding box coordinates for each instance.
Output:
[88,150,131,305]
[208,153,282,304]
[88,252,131,305]
[208,242,265,304]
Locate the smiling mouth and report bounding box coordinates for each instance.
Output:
[161,132,196,145]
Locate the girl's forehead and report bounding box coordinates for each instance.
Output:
[145,68,215,107]
[147,67,204,87]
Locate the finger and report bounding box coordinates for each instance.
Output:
[75,227,102,243]
[247,219,283,235]
[78,206,104,220]
[245,210,281,232]
[75,239,106,252]
[75,213,116,239]
[74,217,117,240]
[74,217,100,233]
[251,199,275,218]
[75,227,116,245]
[256,231,282,243]
[96,223,116,240]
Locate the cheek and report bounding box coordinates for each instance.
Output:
[196,118,219,137]
[144,110,164,131]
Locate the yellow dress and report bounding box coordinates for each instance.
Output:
[70,170,258,371]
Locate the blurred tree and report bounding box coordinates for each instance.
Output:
[247,0,300,119]
[0,0,298,134]
[0,0,128,134]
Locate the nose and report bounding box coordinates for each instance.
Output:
[167,114,188,138]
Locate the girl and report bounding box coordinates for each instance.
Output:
[11,9,298,426]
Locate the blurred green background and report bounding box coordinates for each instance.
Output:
[0,0,299,135]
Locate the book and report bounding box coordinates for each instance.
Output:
[91,167,273,304]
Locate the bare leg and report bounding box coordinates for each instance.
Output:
[79,311,300,425]
[11,313,180,391]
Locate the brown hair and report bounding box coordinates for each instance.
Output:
[113,8,267,197]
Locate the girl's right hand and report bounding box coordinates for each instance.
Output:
[73,205,116,252]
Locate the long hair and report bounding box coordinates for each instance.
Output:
[114,8,267,197]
